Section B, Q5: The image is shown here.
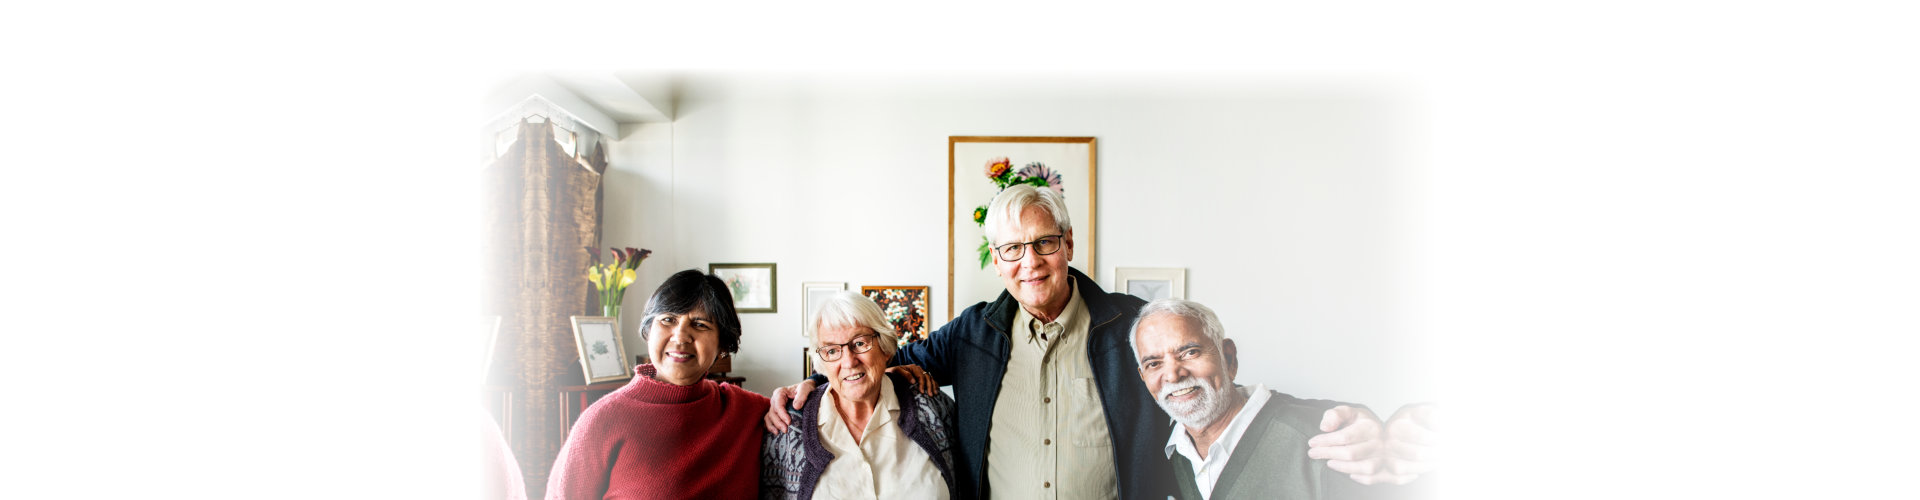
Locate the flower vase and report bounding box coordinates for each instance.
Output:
[601,304,620,319]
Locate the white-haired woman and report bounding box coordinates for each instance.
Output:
[760,291,958,499]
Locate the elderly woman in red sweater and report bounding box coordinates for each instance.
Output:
[546,269,772,499]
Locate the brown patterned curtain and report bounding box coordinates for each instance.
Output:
[480,118,607,498]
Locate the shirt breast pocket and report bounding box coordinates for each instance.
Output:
[1069,377,1113,447]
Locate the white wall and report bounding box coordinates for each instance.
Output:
[603,74,1431,410]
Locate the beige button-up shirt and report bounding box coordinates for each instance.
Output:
[816,376,951,500]
[986,285,1118,499]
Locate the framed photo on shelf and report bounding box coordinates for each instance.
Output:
[569,316,631,384]
[861,285,932,345]
[1113,267,1186,301]
[950,136,1096,321]
[710,262,778,313]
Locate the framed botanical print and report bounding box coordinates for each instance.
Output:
[949,136,1096,321]
[709,262,777,313]
[569,316,631,384]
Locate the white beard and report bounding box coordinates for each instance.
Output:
[1157,378,1229,430]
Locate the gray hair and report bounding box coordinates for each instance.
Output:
[1128,298,1229,362]
[983,184,1073,246]
[810,290,901,358]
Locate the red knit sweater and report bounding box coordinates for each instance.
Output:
[545,364,770,500]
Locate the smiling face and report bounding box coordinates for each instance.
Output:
[991,205,1076,321]
[1133,312,1239,429]
[816,324,887,404]
[646,306,721,386]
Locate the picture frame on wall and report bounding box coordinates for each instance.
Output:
[950,136,1096,321]
[861,285,932,345]
[1113,267,1187,302]
[800,281,847,337]
[569,316,631,384]
[480,315,501,381]
[709,262,778,313]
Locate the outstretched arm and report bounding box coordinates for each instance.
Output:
[890,321,959,388]
[1382,403,1439,478]
[1307,403,1438,486]
[763,379,818,434]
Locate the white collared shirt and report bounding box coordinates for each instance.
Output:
[816,375,950,500]
[1162,384,1271,500]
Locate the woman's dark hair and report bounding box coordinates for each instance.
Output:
[637,269,743,354]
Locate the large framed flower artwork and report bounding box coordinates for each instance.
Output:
[948,136,1096,321]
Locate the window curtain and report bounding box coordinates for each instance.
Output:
[480,114,608,499]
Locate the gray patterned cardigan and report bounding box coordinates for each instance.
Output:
[760,372,959,499]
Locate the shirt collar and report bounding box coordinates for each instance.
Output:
[1019,282,1085,345]
[819,373,900,431]
[1162,384,1271,462]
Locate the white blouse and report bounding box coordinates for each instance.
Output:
[815,376,950,500]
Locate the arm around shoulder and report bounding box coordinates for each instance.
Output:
[891,307,978,386]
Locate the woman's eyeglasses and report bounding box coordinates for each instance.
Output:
[815,333,880,362]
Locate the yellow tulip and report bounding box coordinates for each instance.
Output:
[619,268,636,288]
[587,266,604,288]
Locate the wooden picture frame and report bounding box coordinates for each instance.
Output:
[569,316,632,384]
[949,136,1096,321]
[1113,267,1187,301]
[861,285,932,345]
[709,262,778,313]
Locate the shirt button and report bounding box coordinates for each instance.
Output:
[1044,438,1051,445]
[1044,482,1051,488]
[1044,396,1052,403]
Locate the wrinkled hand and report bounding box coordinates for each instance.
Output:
[762,379,817,434]
[1380,403,1439,478]
[1307,403,1437,485]
[886,364,936,395]
[1307,405,1396,485]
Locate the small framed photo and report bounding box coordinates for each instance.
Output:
[1113,267,1186,301]
[861,285,932,345]
[570,316,632,384]
[801,282,848,337]
[710,263,778,313]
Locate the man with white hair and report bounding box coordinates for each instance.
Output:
[1132,298,1428,500]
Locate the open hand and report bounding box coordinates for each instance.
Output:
[762,379,817,434]
[886,364,937,395]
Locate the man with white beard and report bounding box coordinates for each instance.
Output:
[1131,298,1418,500]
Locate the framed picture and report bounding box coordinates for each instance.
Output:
[801,281,847,337]
[862,285,932,345]
[1113,267,1187,301]
[710,262,777,313]
[569,316,631,384]
[950,136,1096,321]
[480,315,501,381]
